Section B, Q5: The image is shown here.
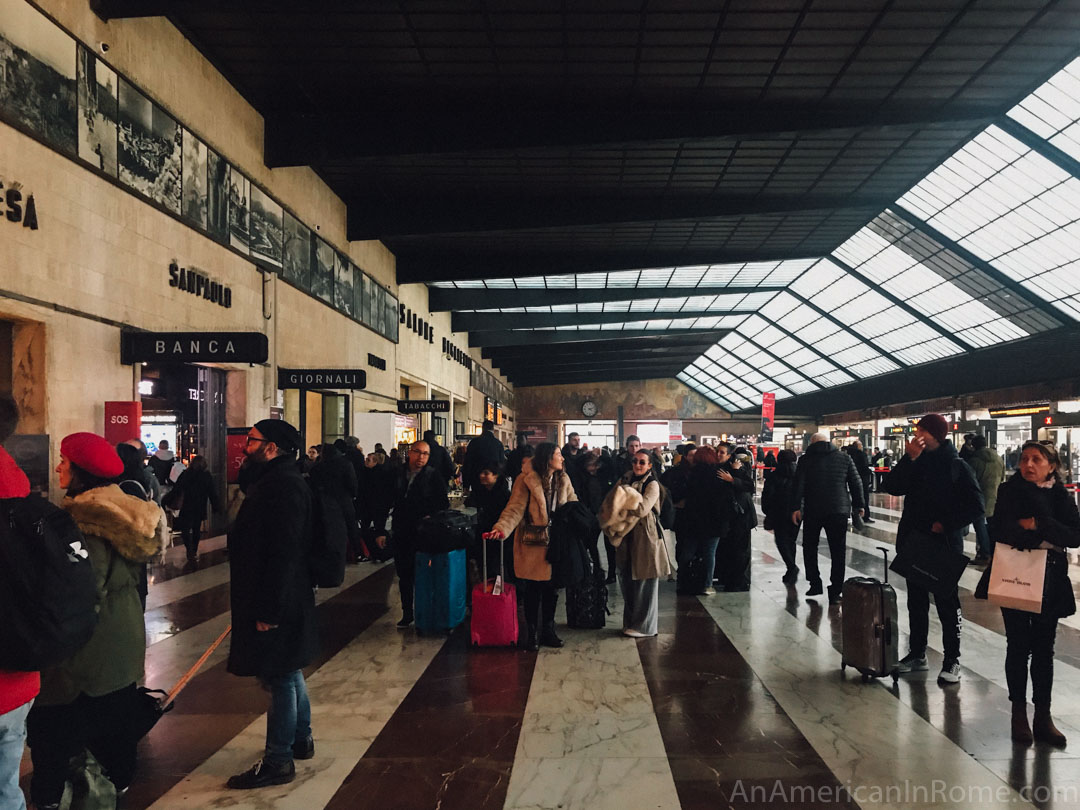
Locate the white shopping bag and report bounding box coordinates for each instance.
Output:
[987,542,1047,614]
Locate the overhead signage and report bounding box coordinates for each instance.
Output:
[485,396,495,423]
[104,401,142,445]
[988,404,1050,418]
[398,399,450,413]
[121,331,268,364]
[760,392,775,442]
[441,337,473,370]
[169,261,232,308]
[495,402,504,425]
[0,179,38,230]
[367,353,386,371]
[278,368,366,389]
[399,304,435,343]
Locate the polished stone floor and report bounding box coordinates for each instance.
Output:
[18,492,1080,809]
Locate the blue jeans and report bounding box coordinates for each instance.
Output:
[262,670,311,767]
[676,535,720,594]
[973,515,991,558]
[0,699,32,810]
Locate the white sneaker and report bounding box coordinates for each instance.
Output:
[938,660,961,684]
[623,629,652,638]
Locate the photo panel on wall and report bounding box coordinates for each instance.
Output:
[249,183,282,267]
[352,264,364,323]
[334,252,354,317]
[227,165,249,250]
[0,0,77,156]
[282,210,310,291]
[181,128,207,228]
[311,235,334,305]
[76,43,117,175]
[384,291,399,342]
[206,147,229,241]
[118,78,180,213]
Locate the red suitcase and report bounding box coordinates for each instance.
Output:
[471,538,519,647]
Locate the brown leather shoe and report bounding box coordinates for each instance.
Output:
[1011,702,1033,745]
[1033,708,1067,747]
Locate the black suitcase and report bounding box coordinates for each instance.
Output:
[841,547,899,683]
[566,570,609,629]
[415,510,475,554]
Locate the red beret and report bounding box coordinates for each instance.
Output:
[61,432,124,479]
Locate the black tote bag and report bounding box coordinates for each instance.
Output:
[889,530,970,596]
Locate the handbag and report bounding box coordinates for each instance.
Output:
[161,485,184,512]
[520,523,550,546]
[986,542,1048,614]
[889,530,970,596]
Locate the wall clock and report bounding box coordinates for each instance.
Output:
[581,400,598,418]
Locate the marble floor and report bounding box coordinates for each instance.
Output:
[18,492,1080,809]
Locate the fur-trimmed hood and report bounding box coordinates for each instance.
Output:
[62,484,164,563]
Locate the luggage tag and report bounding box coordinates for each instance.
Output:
[492,575,503,596]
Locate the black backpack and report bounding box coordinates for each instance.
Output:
[656,481,676,530]
[566,569,609,629]
[415,510,474,554]
[0,496,99,671]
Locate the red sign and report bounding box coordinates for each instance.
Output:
[760,392,776,442]
[104,401,142,445]
[226,428,250,485]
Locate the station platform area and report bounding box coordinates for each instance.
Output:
[20,494,1080,810]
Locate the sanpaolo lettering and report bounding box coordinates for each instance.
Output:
[168,261,233,308]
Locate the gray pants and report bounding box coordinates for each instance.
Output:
[619,559,659,636]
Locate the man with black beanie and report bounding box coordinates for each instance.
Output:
[883,413,984,686]
[226,419,318,790]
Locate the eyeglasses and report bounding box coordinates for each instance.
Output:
[631,460,650,466]
[245,436,269,445]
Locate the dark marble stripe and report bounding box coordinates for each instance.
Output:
[120,565,397,810]
[144,581,231,644]
[149,544,229,583]
[638,591,858,810]
[324,629,536,810]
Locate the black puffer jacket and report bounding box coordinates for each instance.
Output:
[761,462,798,522]
[794,441,864,518]
[683,463,731,539]
[883,439,983,551]
[228,455,316,679]
[990,474,1080,618]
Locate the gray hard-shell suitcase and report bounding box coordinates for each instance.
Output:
[841,547,899,683]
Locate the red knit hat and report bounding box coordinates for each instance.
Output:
[60,432,124,478]
[916,414,949,444]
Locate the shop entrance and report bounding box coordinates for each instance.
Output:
[284,389,350,451]
[1038,427,1079,484]
[563,420,617,451]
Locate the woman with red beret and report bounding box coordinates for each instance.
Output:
[27,432,164,808]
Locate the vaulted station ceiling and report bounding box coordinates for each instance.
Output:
[93,0,1080,413]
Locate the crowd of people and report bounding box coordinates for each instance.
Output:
[1,400,1078,808]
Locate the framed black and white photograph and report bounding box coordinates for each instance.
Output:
[310,235,334,304]
[181,128,207,228]
[334,252,354,317]
[118,78,180,213]
[249,183,282,267]
[282,210,310,290]
[227,165,249,250]
[206,147,228,241]
[0,0,77,155]
[353,265,365,321]
[76,44,117,175]
[384,291,399,342]
[362,273,376,326]
[374,284,387,335]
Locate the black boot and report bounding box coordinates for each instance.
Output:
[540,623,564,648]
[227,759,296,789]
[524,625,539,652]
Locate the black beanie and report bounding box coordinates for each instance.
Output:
[253,418,302,454]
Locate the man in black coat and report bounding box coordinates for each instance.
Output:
[376,441,450,627]
[883,414,984,685]
[847,440,875,523]
[226,419,317,790]
[793,433,864,604]
[462,419,507,492]
[310,443,361,563]
[423,429,456,485]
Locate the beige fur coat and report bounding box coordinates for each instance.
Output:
[493,469,577,582]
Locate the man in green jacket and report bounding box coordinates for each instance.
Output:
[968,434,1004,564]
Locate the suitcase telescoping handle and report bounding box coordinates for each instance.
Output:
[878,547,890,584]
[483,531,506,590]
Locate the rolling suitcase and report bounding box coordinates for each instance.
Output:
[414,548,467,635]
[470,538,519,646]
[841,547,899,683]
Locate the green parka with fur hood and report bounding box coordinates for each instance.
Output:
[38,484,163,706]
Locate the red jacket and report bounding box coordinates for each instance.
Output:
[0,446,40,714]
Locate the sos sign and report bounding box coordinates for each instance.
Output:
[104,401,142,445]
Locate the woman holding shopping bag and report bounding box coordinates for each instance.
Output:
[990,441,1080,746]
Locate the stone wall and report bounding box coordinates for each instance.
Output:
[514,379,730,422]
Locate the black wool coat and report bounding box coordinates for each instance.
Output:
[462,431,508,491]
[173,468,220,528]
[227,455,317,679]
[388,465,450,551]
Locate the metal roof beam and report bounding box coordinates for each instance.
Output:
[482,334,718,360]
[470,328,728,348]
[398,250,816,284]
[347,192,895,240]
[998,117,1080,183]
[784,289,909,369]
[510,370,689,388]
[265,102,1001,165]
[454,309,754,332]
[430,286,782,312]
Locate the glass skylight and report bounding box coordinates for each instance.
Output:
[1007,55,1080,163]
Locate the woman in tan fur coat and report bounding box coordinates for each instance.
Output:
[485,442,578,651]
[27,433,164,807]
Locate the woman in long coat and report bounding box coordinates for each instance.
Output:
[171,454,221,562]
[485,442,577,651]
[608,450,672,637]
